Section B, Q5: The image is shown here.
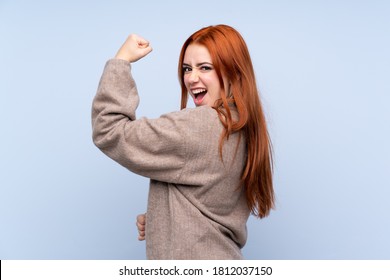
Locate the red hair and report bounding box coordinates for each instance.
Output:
[178,25,274,218]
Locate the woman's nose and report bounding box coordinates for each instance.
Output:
[188,70,199,83]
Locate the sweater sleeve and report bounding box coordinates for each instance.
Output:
[92,59,189,184]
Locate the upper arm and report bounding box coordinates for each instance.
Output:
[94,108,191,183]
[94,107,223,186]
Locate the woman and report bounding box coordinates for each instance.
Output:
[92,24,274,259]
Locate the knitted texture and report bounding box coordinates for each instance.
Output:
[92,59,250,259]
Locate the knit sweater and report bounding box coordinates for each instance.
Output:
[92,59,250,259]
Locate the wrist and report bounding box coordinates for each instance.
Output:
[115,52,131,62]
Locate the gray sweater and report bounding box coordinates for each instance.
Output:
[92,59,250,259]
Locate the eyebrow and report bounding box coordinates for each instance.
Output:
[182,62,213,67]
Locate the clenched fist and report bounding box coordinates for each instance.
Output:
[115,34,152,63]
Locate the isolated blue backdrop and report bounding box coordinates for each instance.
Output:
[1,0,389,259]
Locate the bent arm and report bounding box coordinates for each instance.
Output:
[92,59,188,183]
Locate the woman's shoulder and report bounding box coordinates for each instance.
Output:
[182,105,218,117]
[155,106,222,136]
[161,106,219,123]
[172,105,216,114]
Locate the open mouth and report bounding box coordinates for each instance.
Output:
[192,88,207,105]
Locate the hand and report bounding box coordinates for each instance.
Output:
[115,34,152,63]
[136,213,146,241]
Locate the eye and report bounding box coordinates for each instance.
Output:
[183,66,192,73]
[200,65,213,71]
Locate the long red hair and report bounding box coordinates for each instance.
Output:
[178,25,274,218]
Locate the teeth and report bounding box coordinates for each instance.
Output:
[192,88,207,95]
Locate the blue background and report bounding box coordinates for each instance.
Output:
[1,0,389,259]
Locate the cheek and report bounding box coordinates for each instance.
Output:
[207,75,222,96]
[208,81,222,97]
